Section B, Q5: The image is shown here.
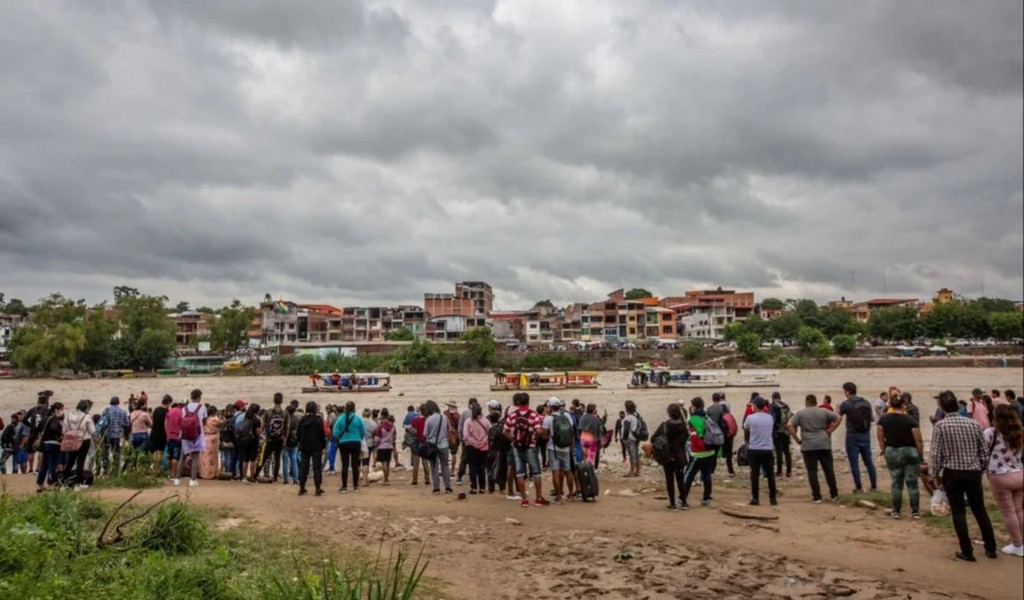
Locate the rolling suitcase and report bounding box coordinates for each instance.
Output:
[578,460,599,502]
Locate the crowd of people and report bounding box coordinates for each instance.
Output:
[1,382,1022,561]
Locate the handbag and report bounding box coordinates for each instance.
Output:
[414,416,444,461]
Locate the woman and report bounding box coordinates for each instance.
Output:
[298,401,327,496]
[239,403,262,483]
[462,403,490,494]
[984,404,1024,556]
[332,401,365,493]
[63,400,95,489]
[360,408,376,485]
[423,400,452,494]
[623,401,642,478]
[218,405,236,478]
[578,404,604,466]
[408,405,429,485]
[876,394,923,519]
[651,403,689,510]
[200,407,222,480]
[373,408,396,485]
[129,403,152,451]
[36,402,65,493]
[175,389,207,488]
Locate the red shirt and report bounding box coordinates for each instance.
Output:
[502,406,543,447]
[820,403,834,412]
[411,415,426,442]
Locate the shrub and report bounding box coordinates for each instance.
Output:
[811,340,833,359]
[735,333,763,362]
[681,342,701,361]
[795,326,827,351]
[831,334,856,355]
[136,501,209,555]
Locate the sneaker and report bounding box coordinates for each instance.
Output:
[432,489,440,495]
[552,497,562,505]
[189,479,198,488]
[769,498,778,506]
[339,487,348,493]
[456,478,463,486]
[535,497,550,507]
[299,489,307,496]
[701,499,712,507]
[667,503,677,511]
[172,478,180,486]
[521,499,530,508]
[984,550,998,560]
[891,511,901,520]
[410,481,418,486]
[507,495,522,501]
[955,551,976,562]
[749,499,760,506]
[1013,546,1024,557]
[811,498,822,504]
[679,502,690,510]
[315,489,324,497]
[911,512,921,519]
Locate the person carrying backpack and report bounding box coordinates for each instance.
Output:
[174,389,207,488]
[678,397,721,509]
[503,392,546,508]
[836,381,878,493]
[282,402,300,485]
[540,397,576,504]
[622,400,646,478]
[651,403,690,510]
[264,393,289,483]
[770,392,793,479]
[706,392,737,478]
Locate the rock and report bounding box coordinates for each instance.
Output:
[856,500,878,509]
[504,517,522,526]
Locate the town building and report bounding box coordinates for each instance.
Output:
[0,312,28,360]
[423,281,493,319]
[258,299,339,346]
[169,311,210,348]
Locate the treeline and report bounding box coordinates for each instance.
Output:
[5,287,254,373]
[726,297,1023,362]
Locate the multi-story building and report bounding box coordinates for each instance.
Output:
[259,299,338,346]
[579,290,654,342]
[426,314,487,342]
[385,305,428,340]
[681,288,755,319]
[0,312,28,359]
[424,281,493,319]
[490,311,526,342]
[170,311,210,348]
[847,298,920,323]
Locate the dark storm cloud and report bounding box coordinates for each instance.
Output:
[0,0,1021,310]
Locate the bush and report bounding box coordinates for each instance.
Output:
[137,501,209,555]
[266,548,428,600]
[93,447,164,489]
[811,340,833,359]
[681,341,701,361]
[795,326,827,351]
[735,333,763,362]
[831,334,856,355]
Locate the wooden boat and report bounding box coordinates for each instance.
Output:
[565,370,600,389]
[302,372,392,393]
[490,371,567,392]
[726,369,780,388]
[627,369,727,390]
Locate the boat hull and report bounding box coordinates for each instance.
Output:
[302,385,391,394]
[627,382,722,390]
[726,381,780,388]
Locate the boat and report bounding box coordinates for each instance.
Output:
[627,369,727,389]
[489,371,567,391]
[302,372,392,393]
[565,370,600,389]
[726,369,781,388]
[95,369,134,379]
[0,368,13,379]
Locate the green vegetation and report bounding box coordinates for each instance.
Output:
[209,299,255,352]
[830,334,857,355]
[384,327,415,341]
[0,490,432,599]
[681,341,702,361]
[624,288,653,300]
[92,448,165,490]
[735,333,763,362]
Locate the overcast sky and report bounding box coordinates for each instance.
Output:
[2,1,1021,311]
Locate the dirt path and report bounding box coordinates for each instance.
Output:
[6,458,1022,600]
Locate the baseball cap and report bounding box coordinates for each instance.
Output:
[486,399,501,410]
[234,400,247,410]
[934,390,957,402]
[547,397,563,407]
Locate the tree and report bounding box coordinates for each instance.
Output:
[384,327,415,341]
[722,321,746,341]
[135,328,176,370]
[972,297,1017,314]
[112,286,140,303]
[988,311,1024,341]
[209,299,255,351]
[795,326,827,351]
[681,341,702,361]
[768,312,802,341]
[868,307,923,341]
[460,327,496,368]
[817,306,854,338]
[115,293,175,369]
[741,315,771,338]
[831,334,857,355]
[174,301,191,313]
[760,297,785,310]
[811,340,833,359]
[788,299,822,331]
[736,333,763,362]
[624,288,653,300]
[80,308,117,369]
[923,302,989,339]
[10,322,86,372]
[2,296,28,315]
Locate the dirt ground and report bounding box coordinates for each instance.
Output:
[4,450,1022,600]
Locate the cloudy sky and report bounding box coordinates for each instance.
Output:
[2,1,1021,311]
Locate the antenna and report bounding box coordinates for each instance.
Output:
[883,271,887,296]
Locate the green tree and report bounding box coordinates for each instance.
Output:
[209,299,254,351]
[135,328,176,370]
[11,322,86,372]
[868,307,923,341]
[722,321,747,341]
[460,327,496,368]
[787,299,822,330]
[769,312,802,341]
[681,341,701,360]
[80,308,116,369]
[735,332,763,362]
[844,320,869,338]
[923,302,989,339]
[384,327,415,341]
[811,340,833,359]
[624,288,653,300]
[972,297,1017,314]
[988,311,1024,341]
[116,293,175,369]
[795,326,827,351]
[173,301,191,313]
[760,297,785,310]
[741,315,771,338]
[112,286,140,303]
[2,296,28,315]
[831,334,857,355]
[818,306,854,338]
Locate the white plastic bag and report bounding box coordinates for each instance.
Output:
[931,489,950,516]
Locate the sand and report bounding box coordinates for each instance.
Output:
[2,368,1023,599]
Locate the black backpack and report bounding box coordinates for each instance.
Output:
[267,409,286,441]
[488,419,510,453]
[651,430,671,466]
[633,415,649,442]
[235,417,256,446]
[848,398,873,433]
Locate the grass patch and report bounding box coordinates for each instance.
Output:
[835,489,1010,541]
[91,448,165,490]
[834,490,894,508]
[0,490,436,599]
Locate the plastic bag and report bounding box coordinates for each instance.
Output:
[930,489,950,516]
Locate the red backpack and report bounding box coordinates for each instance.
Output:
[722,412,738,438]
[181,405,201,441]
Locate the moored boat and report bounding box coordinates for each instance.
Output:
[627,369,727,389]
[490,371,568,391]
[726,369,780,388]
[565,370,600,389]
[302,372,392,393]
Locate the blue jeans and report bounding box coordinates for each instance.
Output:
[221,448,236,477]
[327,441,338,471]
[36,444,61,487]
[131,432,149,451]
[845,433,877,491]
[103,437,123,474]
[282,446,298,482]
[512,447,541,479]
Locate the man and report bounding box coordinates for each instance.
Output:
[706,392,736,477]
[263,393,289,483]
[540,397,575,504]
[297,400,326,496]
[1006,390,1024,422]
[788,394,840,503]
[835,382,877,493]
[402,405,417,427]
[164,399,184,478]
[100,396,129,475]
[444,401,462,474]
[743,397,777,506]
[770,392,793,478]
[408,404,429,485]
[503,392,547,508]
[873,392,889,421]
[1,412,23,474]
[14,412,32,474]
[622,401,642,478]
[283,402,300,485]
[679,397,719,509]
[24,391,52,472]
[456,398,478,485]
[902,392,920,424]
[930,390,997,562]
[990,389,1006,407]
[150,395,171,469]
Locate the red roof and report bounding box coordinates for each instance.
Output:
[299,304,343,315]
[489,312,524,320]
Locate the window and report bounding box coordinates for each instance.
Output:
[662,326,672,334]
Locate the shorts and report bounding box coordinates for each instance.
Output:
[15,449,29,464]
[148,436,167,453]
[165,439,182,461]
[625,440,640,465]
[376,449,393,464]
[512,446,541,479]
[548,448,572,471]
[238,443,259,463]
[360,456,370,466]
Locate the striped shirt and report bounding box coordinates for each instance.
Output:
[930,414,987,476]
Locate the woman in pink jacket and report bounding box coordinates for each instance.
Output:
[461,403,490,495]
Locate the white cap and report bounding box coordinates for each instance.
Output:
[547,396,563,407]
[486,399,501,409]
